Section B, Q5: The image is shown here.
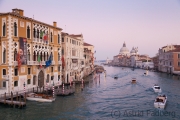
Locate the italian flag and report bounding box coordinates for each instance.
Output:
[43,34,48,41]
[38,54,42,68]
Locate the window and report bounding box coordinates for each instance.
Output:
[70,39,71,43]
[58,34,60,44]
[47,74,49,82]
[37,29,39,38]
[33,76,36,85]
[51,67,53,72]
[58,53,60,61]
[14,49,17,61]
[44,52,46,61]
[178,62,180,67]
[58,75,60,81]
[33,51,36,61]
[3,81,6,87]
[28,50,30,61]
[3,48,6,63]
[28,68,31,74]
[14,22,17,36]
[27,26,30,38]
[178,54,180,58]
[170,62,171,66]
[3,22,6,36]
[3,69,6,75]
[62,37,64,42]
[67,38,68,42]
[51,76,54,80]
[14,68,18,76]
[50,32,53,42]
[27,79,31,84]
[14,81,18,87]
[58,66,60,71]
[33,28,36,38]
[62,48,64,55]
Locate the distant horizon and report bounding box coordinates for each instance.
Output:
[1,0,180,60]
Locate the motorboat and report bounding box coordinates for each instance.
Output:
[26,93,55,102]
[154,94,167,109]
[144,70,148,76]
[131,78,136,83]
[153,84,162,93]
[114,76,118,79]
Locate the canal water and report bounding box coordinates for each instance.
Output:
[0,65,180,120]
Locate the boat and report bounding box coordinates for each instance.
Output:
[153,84,162,93]
[26,93,55,102]
[131,78,136,83]
[114,75,118,79]
[154,94,167,109]
[56,89,75,96]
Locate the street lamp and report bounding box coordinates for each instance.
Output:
[23,82,26,93]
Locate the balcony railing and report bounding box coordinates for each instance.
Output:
[2,75,9,79]
[58,61,62,64]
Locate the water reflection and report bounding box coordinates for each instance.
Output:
[0,65,180,119]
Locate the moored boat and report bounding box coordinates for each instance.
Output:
[26,93,55,102]
[154,94,167,109]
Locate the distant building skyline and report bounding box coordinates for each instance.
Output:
[1,0,180,60]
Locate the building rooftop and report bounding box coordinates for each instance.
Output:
[84,42,93,46]
[0,8,62,30]
[167,48,180,52]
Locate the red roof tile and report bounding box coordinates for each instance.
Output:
[84,42,93,46]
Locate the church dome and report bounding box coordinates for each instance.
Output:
[119,42,130,55]
[130,47,136,53]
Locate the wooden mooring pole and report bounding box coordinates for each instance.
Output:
[4,92,6,104]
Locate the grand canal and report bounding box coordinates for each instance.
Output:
[0,64,180,120]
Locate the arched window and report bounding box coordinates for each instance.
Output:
[51,52,53,61]
[33,51,36,61]
[50,32,52,42]
[27,26,30,38]
[47,53,49,60]
[58,53,60,61]
[33,28,36,38]
[47,74,49,82]
[3,22,6,36]
[37,52,39,61]
[28,50,30,61]
[3,48,6,63]
[14,22,17,36]
[44,52,46,61]
[14,49,17,61]
[40,30,42,39]
[58,34,60,44]
[37,29,39,38]
[40,52,43,61]
[33,76,36,85]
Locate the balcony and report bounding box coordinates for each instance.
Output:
[71,56,79,59]
[2,75,9,79]
[14,61,18,66]
[58,61,62,64]
[73,66,78,70]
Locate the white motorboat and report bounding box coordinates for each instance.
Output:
[131,78,136,83]
[154,95,167,109]
[26,93,55,102]
[153,84,162,93]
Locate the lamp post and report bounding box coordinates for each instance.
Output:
[52,81,54,98]
[23,82,26,93]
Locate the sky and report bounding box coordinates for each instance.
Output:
[1,0,180,60]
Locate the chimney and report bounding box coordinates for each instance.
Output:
[53,22,57,27]
[12,8,24,16]
[19,9,24,16]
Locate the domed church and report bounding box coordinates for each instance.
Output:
[119,42,130,56]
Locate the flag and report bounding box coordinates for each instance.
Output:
[38,54,41,62]
[61,56,65,67]
[38,54,42,68]
[17,51,21,70]
[40,31,43,38]
[43,34,48,41]
[45,54,53,67]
